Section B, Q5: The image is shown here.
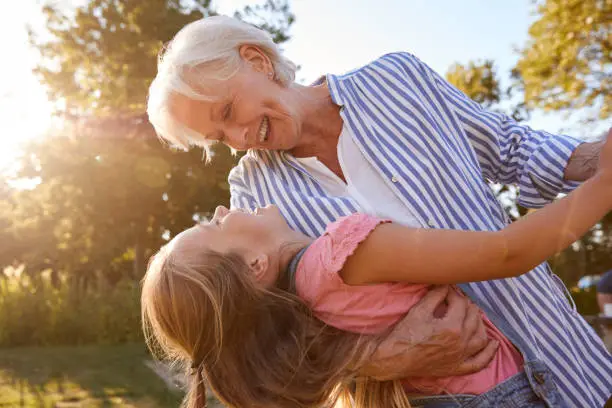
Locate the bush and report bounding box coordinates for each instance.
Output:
[570,286,600,316]
[0,272,142,347]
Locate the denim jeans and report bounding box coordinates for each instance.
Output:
[407,360,564,408]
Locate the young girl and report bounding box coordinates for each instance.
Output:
[141,136,612,408]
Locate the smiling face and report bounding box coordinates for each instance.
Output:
[171,205,295,288]
[168,46,303,152]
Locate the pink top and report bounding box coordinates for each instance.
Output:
[295,213,523,395]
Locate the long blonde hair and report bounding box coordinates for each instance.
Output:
[141,242,411,407]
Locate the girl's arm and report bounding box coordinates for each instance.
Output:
[341,132,612,286]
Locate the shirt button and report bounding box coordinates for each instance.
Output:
[391,176,399,183]
[427,219,435,226]
[534,372,546,385]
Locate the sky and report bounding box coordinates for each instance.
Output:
[0,0,603,171]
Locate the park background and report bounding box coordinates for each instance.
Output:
[0,0,609,406]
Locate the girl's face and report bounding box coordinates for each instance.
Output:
[173,205,295,287]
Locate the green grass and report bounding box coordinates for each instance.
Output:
[0,344,183,407]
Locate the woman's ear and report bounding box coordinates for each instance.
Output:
[238,45,273,75]
[247,253,270,280]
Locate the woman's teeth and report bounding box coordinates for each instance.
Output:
[258,116,269,142]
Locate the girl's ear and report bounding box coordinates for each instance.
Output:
[247,253,270,281]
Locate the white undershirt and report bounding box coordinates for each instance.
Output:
[295,125,421,228]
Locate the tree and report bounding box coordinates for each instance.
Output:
[9,0,295,281]
[514,0,611,120]
[29,0,295,115]
[445,60,501,109]
[0,126,236,283]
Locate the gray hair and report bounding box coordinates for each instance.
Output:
[147,15,297,153]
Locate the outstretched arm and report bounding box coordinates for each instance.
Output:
[341,131,612,286]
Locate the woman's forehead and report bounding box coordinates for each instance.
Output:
[168,93,219,135]
[169,92,216,117]
[169,74,232,103]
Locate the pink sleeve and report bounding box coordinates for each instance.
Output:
[318,213,390,277]
[295,213,427,335]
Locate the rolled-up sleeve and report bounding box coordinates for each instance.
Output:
[394,52,584,208]
[453,104,583,208]
[518,131,582,206]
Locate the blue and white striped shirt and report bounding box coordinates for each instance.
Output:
[228,52,612,406]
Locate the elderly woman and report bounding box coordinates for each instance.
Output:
[147,16,611,407]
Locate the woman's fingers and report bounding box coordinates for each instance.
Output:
[453,339,499,376]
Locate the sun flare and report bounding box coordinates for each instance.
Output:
[0,88,53,171]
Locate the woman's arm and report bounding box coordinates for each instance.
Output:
[340,133,612,286]
[388,52,587,209]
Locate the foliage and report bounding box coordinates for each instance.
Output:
[0,271,141,347]
[29,0,295,115]
[446,60,501,109]
[568,287,600,316]
[514,0,611,119]
[9,0,294,283]
[0,125,236,282]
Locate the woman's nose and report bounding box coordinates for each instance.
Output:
[224,125,250,150]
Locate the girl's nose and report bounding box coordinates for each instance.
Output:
[213,205,229,221]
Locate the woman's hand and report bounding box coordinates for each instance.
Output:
[358,286,499,380]
[595,129,612,183]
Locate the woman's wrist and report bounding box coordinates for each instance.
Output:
[354,334,424,379]
[353,336,400,377]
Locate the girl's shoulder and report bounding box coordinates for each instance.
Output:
[301,213,389,282]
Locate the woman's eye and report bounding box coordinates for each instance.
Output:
[223,103,232,120]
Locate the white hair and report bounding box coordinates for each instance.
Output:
[147,15,297,155]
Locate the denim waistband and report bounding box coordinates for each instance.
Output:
[408,361,564,408]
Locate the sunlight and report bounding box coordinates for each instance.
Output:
[0,86,53,171]
[0,0,53,172]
